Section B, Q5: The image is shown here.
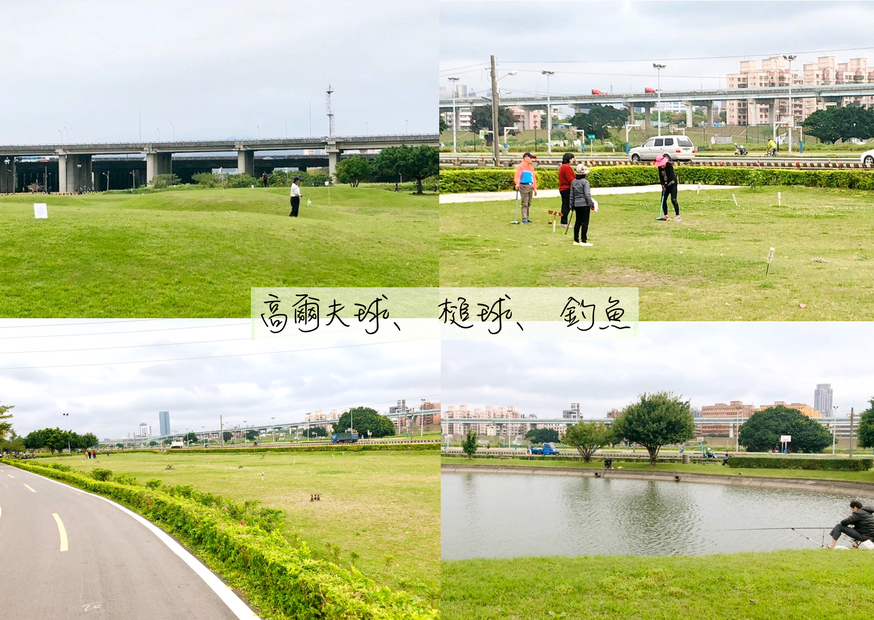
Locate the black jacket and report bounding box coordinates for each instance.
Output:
[569,176,594,209]
[658,162,677,187]
[841,507,874,538]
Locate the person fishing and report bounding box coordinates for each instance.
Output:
[827,500,874,549]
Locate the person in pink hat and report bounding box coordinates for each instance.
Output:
[654,155,680,221]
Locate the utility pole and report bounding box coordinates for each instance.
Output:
[490,55,500,167]
[653,64,666,137]
[783,54,797,154]
[542,70,555,154]
[448,76,460,154]
[220,415,224,447]
[326,83,335,139]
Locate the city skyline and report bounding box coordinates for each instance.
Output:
[441,2,874,98]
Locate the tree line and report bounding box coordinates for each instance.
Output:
[22,427,99,454]
[802,106,874,144]
[461,394,874,464]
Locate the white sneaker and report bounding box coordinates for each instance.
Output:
[580,242,593,247]
[573,241,582,246]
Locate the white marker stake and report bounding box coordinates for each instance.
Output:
[697,183,701,195]
[766,247,775,276]
[732,194,738,207]
[778,191,781,207]
[34,203,48,219]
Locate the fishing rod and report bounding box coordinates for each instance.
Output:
[717,526,830,547]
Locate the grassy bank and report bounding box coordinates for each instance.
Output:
[0,185,437,317]
[38,450,439,606]
[440,457,874,485]
[439,186,874,320]
[441,550,874,620]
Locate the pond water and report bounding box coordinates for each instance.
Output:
[441,472,872,560]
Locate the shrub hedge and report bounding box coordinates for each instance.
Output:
[727,456,873,471]
[8,460,435,619]
[27,442,438,458]
[439,165,874,193]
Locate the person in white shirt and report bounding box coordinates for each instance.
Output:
[289,176,302,217]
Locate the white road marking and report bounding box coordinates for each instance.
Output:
[53,513,69,552]
[8,474,14,478]
[13,467,259,619]
[23,484,36,493]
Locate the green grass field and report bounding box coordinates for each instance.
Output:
[441,457,874,484]
[441,551,874,620]
[0,185,437,317]
[39,450,439,606]
[440,186,874,320]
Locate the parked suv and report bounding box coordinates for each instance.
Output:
[629,135,696,162]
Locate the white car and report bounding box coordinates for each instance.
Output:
[860,149,874,166]
[629,135,696,162]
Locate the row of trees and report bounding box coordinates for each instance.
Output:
[23,427,99,454]
[462,393,874,465]
[802,106,874,144]
[336,145,438,194]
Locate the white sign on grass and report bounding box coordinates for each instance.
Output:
[780,435,792,443]
[34,203,48,219]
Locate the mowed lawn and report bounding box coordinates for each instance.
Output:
[40,450,440,606]
[440,187,874,320]
[0,186,437,317]
[442,551,874,620]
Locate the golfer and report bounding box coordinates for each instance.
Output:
[514,152,538,224]
[568,163,595,246]
[655,155,680,221]
[289,176,302,217]
[558,152,576,227]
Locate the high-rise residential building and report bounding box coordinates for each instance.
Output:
[139,423,151,437]
[158,411,170,436]
[814,384,834,416]
[726,55,874,127]
[562,403,581,419]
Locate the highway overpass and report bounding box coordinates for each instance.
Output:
[440,82,874,128]
[0,134,438,193]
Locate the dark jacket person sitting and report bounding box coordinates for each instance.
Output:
[827,501,874,548]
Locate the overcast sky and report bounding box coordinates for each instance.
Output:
[0,0,436,145]
[0,320,439,440]
[443,322,873,418]
[440,1,874,100]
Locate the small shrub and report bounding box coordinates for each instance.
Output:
[145,479,162,489]
[151,173,181,189]
[90,468,113,481]
[114,474,139,486]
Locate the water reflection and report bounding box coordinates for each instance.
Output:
[442,472,868,560]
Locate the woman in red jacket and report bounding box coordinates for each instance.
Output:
[558,152,576,227]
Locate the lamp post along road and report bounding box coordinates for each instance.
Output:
[542,70,554,154]
[783,54,797,154]
[653,63,666,136]
[448,76,460,154]
[832,405,839,454]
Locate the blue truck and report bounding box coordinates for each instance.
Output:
[331,431,360,443]
[528,442,560,455]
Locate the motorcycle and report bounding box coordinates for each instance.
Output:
[733,143,748,156]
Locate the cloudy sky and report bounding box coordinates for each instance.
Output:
[0,0,436,145]
[0,319,439,440]
[441,1,874,100]
[443,322,874,418]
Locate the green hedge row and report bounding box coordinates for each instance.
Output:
[28,442,438,458]
[439,166,874,193]
[9,460,435,619]
[727,456,873,471]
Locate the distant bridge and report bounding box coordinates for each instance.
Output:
[0,134,438,193]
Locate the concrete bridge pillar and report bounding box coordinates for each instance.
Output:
[627,105,635,125]
[58,153,92,193]
[237,149,255,176]
[0,158,15,193]
[706,103,715,126]
[326,140,339,180]
[644,105,652,130]
[685,101,694,127]
[146,152,172,185]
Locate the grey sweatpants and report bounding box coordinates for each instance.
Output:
[519,184,534,221]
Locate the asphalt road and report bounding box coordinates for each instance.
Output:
[0,463,257,620]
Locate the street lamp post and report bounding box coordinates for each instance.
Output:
[271,417,275,444]
[783,55,797,154]
[489,55,517,167]
[170,123,176,141]
[653,64,666,136]
[542,70,555,154]
[448,77,460,154]
[62,412,70,452]
[832,405,839,454]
